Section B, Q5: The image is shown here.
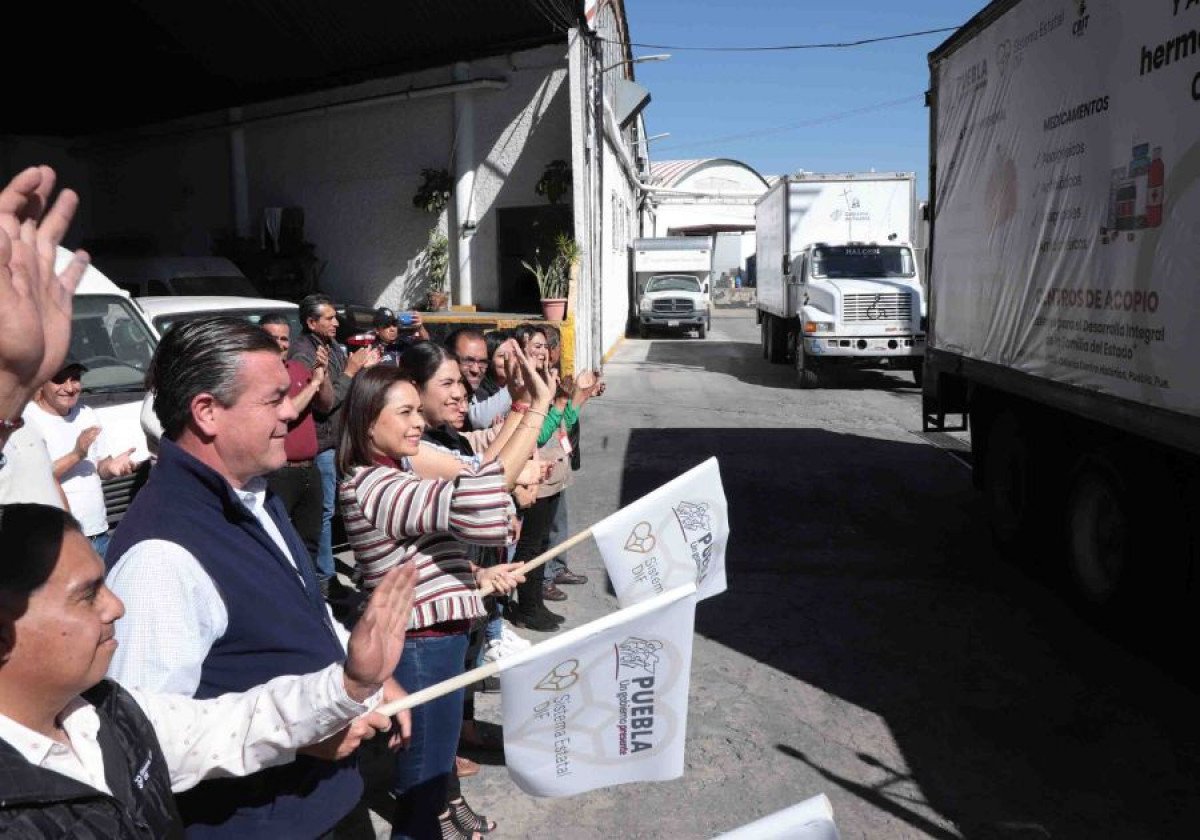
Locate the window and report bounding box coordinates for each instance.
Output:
[70,296,157,393]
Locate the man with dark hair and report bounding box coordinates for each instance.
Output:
[447,327,511,429]
[290,294,379,592]
[105,317,409,838]
[0,502,415,838]
[261,314,331,566]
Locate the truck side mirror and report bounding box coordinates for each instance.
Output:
[782,255,791,276]
[702,282,709,294]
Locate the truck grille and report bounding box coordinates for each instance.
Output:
[842,293,912,322]
[651,298,694,314]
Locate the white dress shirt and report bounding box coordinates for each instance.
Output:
[0,664,371,795]
[107,477,351,696]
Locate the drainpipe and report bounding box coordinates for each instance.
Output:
[452,62,476,307]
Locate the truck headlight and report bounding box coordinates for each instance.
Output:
[803,321,834,334]
[640,299,653,312]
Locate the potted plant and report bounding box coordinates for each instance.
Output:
[425,232,449,311]
[522,250,568,321]
[554,232,580,320]
[535,160,572,205]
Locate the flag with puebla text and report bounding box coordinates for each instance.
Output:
[498,583,697,797]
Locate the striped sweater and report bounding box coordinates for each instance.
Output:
[338,459,516,629]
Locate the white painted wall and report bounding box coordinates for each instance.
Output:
[7,45,572,313]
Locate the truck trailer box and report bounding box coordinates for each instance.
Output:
[925,0,1200,607]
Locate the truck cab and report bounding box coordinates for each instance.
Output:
[791,242,926,386]
[637,274,711,339]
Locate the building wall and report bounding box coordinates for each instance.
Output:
[6,45,572,313]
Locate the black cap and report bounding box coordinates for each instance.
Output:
[58,354,88,374]
[373,307,398,328]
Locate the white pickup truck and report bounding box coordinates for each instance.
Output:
[637,274,711,339]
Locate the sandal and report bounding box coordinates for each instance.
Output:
[459,719,504,752]
[439,810,482,840]
[449,797,497,834]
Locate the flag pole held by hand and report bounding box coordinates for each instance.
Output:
[476,527,594,597]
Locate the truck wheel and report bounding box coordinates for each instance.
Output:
[765,315,787,364]
[638,323,648,339]
[983,411,1035,547]
[697,323,707,339]
[760,319,769,358]
[1066,464,1129,607]
[796,349,821,389]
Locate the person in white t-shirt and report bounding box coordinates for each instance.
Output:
[22,358,137,558]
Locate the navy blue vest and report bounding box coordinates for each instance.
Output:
[107,439,360,839]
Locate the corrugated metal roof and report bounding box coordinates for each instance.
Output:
[648,158,770,189]
[649,160,716,187]
[9,0,581,135]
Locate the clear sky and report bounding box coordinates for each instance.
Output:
[625,0,989,197]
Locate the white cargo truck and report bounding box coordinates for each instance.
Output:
[924,0,1200,608]
[755,172,925,387]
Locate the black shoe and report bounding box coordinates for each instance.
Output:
[509,611,559,632]
[542,583,568,602]
[537,605,566,624]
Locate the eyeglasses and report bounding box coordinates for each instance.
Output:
[458,357,488,367]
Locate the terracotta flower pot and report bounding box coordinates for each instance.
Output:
[540,297,567,321]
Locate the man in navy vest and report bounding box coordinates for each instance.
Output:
[106,317,410,838]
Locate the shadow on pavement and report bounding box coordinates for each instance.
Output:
[618,427,1200,839]
[641,340,920,393]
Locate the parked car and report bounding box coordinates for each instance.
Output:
[99,256,259,298]
[137,296,301,339]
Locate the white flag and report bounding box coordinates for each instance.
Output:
[591,457,729,606]
[498,583,697,797]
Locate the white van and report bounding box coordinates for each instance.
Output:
[60,250,159,523]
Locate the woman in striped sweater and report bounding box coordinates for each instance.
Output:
[336,350,553,840]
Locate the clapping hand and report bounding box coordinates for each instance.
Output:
[102,448,139,479]
[0,167,88,420]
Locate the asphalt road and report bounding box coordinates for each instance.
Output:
[351,308,1200,839]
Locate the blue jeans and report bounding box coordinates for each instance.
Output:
[315,448,337,581]
[545,490,569,579]
[391,632,469,840]
[89,531,111,560]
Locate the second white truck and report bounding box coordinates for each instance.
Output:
[755,172,925,387]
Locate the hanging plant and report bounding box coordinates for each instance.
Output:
[535,159,572,205]
[412,168,452,214]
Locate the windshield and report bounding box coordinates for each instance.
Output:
[70,296,157,393]
[152,308,301,340]
[810,246,915,279]
[645,275,702,293]
[169,275,258,296]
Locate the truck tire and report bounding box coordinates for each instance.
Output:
[765,315,787,364]
[911,363,924,387]
[796,349,821,389]
[982,410,1036,548]
[638,323,648,339]
[1066,463,1129,607]
[760,318,769,358]
[697,322,706,339]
